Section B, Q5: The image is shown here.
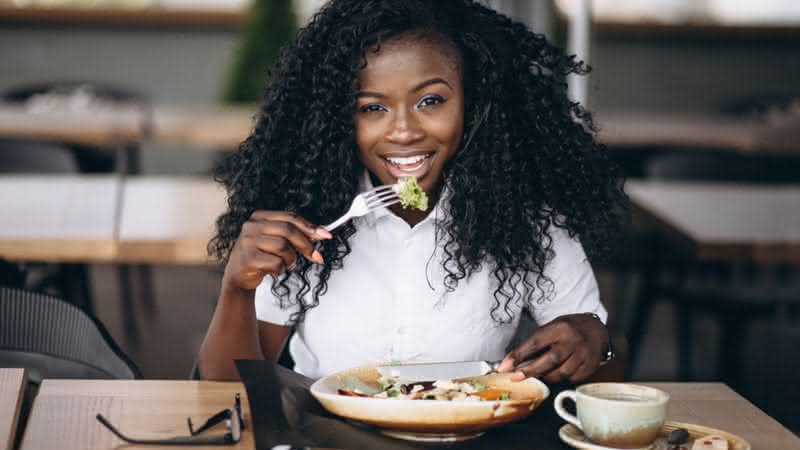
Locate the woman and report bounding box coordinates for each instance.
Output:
[199,0,623,383]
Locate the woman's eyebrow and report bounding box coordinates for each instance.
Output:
[357,77,451,98]
[413,77,452,93]
[357,91,385,98]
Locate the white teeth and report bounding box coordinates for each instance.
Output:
[386,154,430,165]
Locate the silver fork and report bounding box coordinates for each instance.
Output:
[324,185,399,231]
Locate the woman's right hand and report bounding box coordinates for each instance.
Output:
[222,210,333,292]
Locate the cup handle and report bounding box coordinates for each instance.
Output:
[554,390,581,430]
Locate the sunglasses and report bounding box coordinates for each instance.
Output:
[96,393,245,445]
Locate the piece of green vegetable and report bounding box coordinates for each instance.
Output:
[470,382,487,392]
[499,393,511,401]
[394,176,429,211]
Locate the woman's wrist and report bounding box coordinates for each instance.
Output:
[220,280,257,304]
[584,312,614,365]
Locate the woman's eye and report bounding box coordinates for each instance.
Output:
[359,104,387,114]
[417,95,445,108]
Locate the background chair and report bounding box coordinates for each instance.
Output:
[0,286,140,381]
[0,287,141,448]
[626,151,800,387]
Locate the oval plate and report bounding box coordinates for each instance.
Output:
[310,365,550,442]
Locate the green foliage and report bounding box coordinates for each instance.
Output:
[222,0,297,103]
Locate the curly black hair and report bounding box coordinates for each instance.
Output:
[210,0,623,325]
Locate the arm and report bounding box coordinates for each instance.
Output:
[197,211,330,381]
[498,226,610,383]
[198,286,293,380]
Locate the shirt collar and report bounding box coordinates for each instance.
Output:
[356,170,446,229]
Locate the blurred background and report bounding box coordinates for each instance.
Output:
[0,0,798,433]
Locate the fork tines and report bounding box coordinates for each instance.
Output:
[366,186,399,208]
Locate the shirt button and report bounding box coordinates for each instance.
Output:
[397,326,407,336]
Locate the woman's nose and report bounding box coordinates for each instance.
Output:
[386,111,425,144]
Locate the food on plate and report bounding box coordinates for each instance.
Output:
[691,435,728,450]
[336,376,512,401]
[393,176,428,211]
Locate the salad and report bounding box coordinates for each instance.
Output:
[393,176,428,211]
[337,376,512,401]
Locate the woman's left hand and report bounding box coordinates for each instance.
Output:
[497,313,608,384]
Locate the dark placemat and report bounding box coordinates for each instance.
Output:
[235,360,571,450]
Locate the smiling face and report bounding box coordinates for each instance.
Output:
[354,32,465,213]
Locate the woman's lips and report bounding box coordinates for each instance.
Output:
[382,152,434,180]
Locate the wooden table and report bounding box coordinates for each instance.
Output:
[647,383,800,449]
[19,380,252,450]
[17,380,800,450]
[117,177,226,264]
[626,180,800,264]
[0,103,143,148]
[149,105,255,150]
[0,176,223,265]
[598,113,800,154]
[0,369,26,450]
[0,176,120,263]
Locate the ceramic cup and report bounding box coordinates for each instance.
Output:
[554,383,670,449]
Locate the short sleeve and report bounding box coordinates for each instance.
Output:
[529,225,608,325]
[254,275,297,326]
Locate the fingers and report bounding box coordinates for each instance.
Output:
[251,210,332,240]
[511,344,573,381]
[246,210,332,264]
[541,353,583,384]
[254,235,300,268]
[569,361,594,384]
[257,221,323,264]
[498,322,563,373]
[247,248,292,276]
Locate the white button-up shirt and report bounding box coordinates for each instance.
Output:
[255,175,607,379]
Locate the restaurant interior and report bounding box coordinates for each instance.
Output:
[1,0,799,449]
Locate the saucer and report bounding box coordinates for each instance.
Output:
[559,421,751,450]
[558,424,648,450]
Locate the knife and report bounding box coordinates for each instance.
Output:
[376,360,503,381]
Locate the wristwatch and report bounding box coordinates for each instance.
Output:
[586,312,615,365]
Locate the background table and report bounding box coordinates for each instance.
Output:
[117,177,226,264]
[149,105,254,150]
[598,113,800,154]
[0,176,121,263]
[0,103,143,148]
[0,176,224,265]
[17,380,800,450]
[0,369,26,450]
[626,180,800,264]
